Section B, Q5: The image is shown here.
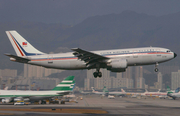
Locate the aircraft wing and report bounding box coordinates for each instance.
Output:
[71,48,109,68]
[4,53,30,63]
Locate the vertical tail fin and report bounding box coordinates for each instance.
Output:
[91,87,95,92]
[167,86,171,92]
[6,31,44,56]
[167,86,173,94]
[4,86,8,90]
[175,87,180,93]
[51,76,75,91]
[121,89,125,92]
[158,89,161,92]
[103,86,109,92]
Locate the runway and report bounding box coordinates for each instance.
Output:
[0,95,180,115]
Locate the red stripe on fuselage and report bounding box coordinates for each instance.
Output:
[30,52,173,62]
[31,57,78,61]
[9,32,24,56]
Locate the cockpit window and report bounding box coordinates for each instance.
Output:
[166,50,171,52]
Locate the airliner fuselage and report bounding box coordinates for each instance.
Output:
[29,47,175,69]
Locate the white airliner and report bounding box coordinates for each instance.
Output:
[91,87,109,96]
[141,89,167,97]
[106,88,126,96]
[0,76,75,103]
[5,31,177,78]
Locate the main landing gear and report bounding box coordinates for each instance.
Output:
[93,71,102,78]
[93,67,102,78]
[154,62,159,72]
[93,64,102,78]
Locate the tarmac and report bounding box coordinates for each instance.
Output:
[0,95,180,115]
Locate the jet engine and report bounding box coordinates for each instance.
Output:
[14,98,22,101]
[2,98,12,103]
[107,59,127,72]
[14,98,30,102]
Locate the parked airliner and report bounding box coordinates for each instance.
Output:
[5,31,177,78]
[0,76,75,103]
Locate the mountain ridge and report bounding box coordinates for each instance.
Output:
[1,11,179,72]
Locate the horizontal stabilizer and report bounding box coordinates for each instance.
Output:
[4,53,30,63]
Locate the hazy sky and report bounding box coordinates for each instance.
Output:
[1,0,180,25]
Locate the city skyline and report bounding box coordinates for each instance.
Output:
[0,64,180,90]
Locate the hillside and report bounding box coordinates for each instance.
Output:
[58,11,180,52]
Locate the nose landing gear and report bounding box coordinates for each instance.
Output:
[154,63,159,72]
[155,68,158,72]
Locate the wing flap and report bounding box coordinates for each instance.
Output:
[71,48,109,69]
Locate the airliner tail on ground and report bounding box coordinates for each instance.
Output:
[0,76,75,103]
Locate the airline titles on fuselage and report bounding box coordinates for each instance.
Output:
[100,48,168,55]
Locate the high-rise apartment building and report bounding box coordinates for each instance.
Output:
[123,67,132,78]
[159,66,179,75]
[0,69,17,77]
[24,64,62,78]
[135,66,143,88]
[157,72,163,89]
[171,70,180,90]
[84,70,134,90]
[136,77,145,89]
[84,78,94,90]
[116,73,123,78]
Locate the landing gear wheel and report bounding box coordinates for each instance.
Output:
[155,62,159,72]
[93,72,98,78]
[39,100,42,104]
[155,68,158,72]
[93,71,102,78]
[98,72,102,78]
[61,101,65,104]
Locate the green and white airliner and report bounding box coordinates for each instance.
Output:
[0,76,75,103]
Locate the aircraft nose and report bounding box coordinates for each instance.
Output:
[174,53,177,58]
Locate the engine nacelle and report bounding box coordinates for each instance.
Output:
[14,98,22,102]
[14,98,30,102]
[107,59,127,72]
[2,98,11,103]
